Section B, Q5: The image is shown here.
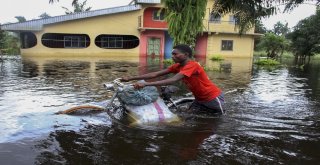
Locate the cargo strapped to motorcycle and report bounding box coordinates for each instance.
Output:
[117,85,159,106]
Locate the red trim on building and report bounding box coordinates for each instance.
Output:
[195,34,208,58]
[143,7,168,28]
[139,30,165,57]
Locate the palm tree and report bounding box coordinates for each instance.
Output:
[14,16,26,22]
[39,12,52,19]
[211,0,320,34]
[61,0,91,14]
[49,0,77,6]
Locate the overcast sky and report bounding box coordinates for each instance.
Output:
[0,0,317,30]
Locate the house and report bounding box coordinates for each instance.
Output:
[0,0,259,59]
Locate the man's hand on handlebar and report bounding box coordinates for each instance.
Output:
[133,82,146,89]
[119,77,147,89]
[120,77,131,82]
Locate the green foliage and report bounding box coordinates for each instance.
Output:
[288,9,320,59]
[212,0,276,34]
[253,51,267,57]
[254,20,269,50]
[209,55,224,61]
[255,20,267,34]
[0,31,20,55]
[163,59,174,65]
[257,33,290,59]
[211,0,320,34]
[273,21,290,36]
[0,26,5,49]
[281,51,294,58]
[202,65,219,71]
[62,0,92,14]
[254,59,280,65]
[313,53,320,60]
[14,16,26,22]
[39,13,51,19]
[164,0,207,46]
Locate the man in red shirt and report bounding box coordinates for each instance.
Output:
[121,44,224,114]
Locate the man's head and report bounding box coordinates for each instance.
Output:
[171,44,193,64]
[172,44,193,58]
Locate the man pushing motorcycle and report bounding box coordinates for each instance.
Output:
[121,44,224,114]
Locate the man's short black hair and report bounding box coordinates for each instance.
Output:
[173,44,193,58]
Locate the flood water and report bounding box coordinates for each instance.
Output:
[0,55,319,164]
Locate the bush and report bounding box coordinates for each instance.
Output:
[253,51,267,57]
[209,55,224,61]
[254,59,280,65]
[312,54,320,60]
[281,51,294,58]
[163,59,174,65]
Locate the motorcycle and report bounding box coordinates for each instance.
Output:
[56,78,195,126]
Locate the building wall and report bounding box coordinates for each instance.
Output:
[195,34,208,58]
[203,0,255,34]
[139,30,165,57]
[206,34,254,58]
[202,0,255,58]
[143,7,167,28]
[19,1,257,58]
[21,10,143,57]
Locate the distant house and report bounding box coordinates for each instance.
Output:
[0,0,260,59]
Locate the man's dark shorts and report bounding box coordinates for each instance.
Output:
[190,93,225,114]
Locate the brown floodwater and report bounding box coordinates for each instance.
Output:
[0,55,319,164]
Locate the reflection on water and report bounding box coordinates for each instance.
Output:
[0,55,319,164]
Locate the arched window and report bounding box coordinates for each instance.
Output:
[20,32,37,49]
[42,33,90,48]
[95,35,139,49]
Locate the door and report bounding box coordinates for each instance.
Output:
[147,37,161,65]
[147,37,161,56]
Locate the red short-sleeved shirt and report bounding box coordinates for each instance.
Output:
[167,61,221,101]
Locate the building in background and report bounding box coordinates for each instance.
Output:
[0,0,259,59]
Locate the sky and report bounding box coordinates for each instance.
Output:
[0,0,317,30]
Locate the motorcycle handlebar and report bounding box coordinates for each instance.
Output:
[104,78,133,90]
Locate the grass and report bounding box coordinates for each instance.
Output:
[202,66,219,71]
[209,55,224,61]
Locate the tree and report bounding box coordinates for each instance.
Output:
[288,8,320,62]
[0,26,5,59]
[164,0,207,46]
[3,33,20,55]
[62,0,92,14]
[273,21,290,36]
[14,16,26,22]
[212,0,320,34]
[49,0,77,5]
[0,25,5,49]
[257,33,290,59]
[254,19,267,50]
[0,30,20,55]
[255,19,267,34]
[39,13,52,19]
